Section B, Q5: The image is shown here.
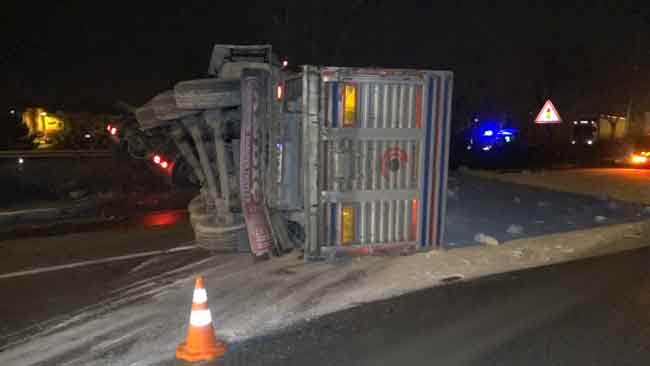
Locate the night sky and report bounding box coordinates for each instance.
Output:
[2,1,648,124]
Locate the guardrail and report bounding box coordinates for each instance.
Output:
[0,150,113,159]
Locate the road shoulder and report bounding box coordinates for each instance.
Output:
[3,217,649,365]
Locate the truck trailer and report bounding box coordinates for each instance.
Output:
[134,44,453,260]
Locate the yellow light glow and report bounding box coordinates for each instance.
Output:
[341,205,355,245]
[276,84,283,100]
[631,154,647,164]
[343,84,357,127]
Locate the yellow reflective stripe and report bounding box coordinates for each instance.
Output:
[341,205,355,245]
[343,84,357,127]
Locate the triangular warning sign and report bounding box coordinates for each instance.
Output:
[535,100,562,124]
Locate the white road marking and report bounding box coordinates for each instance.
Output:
[0,244,198,280]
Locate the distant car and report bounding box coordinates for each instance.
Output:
[627,136,650,167]
[454,124,527,169]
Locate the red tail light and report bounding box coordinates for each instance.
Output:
[106,124,112,132]
[160,161,169,169]
[110,127,117,136]
[153,155,161,164]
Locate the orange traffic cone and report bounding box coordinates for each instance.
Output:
[176,276,226,362]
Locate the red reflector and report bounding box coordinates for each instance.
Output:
[160,161,169,169]
[153,155,161,164]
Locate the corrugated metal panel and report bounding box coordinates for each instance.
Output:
[302,67,452,256]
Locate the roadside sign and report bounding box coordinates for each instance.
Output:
[534,100,562,124]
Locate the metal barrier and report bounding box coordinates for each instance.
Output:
[0,150,112,159]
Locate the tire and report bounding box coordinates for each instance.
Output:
[135,102,169,130]
[194,214,249,252]
[151,90,200,121]
[174,79,241,110]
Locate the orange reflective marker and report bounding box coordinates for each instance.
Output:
[176,276,226,362]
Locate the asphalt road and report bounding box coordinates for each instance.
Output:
[471,167,650,205]
[231,245,650,366]
[0,210,216,347]
[2,168,650,364]
[445,170,646,246]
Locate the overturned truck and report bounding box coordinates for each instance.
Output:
[135,45,453,260]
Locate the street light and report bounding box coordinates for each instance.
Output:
[40,111,47,116]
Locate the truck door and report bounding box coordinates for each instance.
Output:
[302,67,453,258]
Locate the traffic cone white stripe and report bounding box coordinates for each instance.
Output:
[189,309,212,327]
[193,288,208,304]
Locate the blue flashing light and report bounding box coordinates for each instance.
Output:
[483,130,494,137]
[497,128,517,136]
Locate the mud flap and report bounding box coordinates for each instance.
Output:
[240,69,276,258]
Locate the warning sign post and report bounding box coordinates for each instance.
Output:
[535,100,562,124]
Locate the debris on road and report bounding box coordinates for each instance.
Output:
[506,224,524,235]
[474,233,499,246]
[510,249,524,258]
[439,274,464,283]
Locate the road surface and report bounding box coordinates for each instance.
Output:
[445,170,646,246]
[1,169,650,364]
[469,167,650,204]
[0,210,221,346]
[233,245,650,366]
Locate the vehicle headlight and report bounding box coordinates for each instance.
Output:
[631,154,647,164]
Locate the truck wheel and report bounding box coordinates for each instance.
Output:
[175,79,241,110]
[135,102,168,130]
[194,216,248,252]
[152,90,200,121]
